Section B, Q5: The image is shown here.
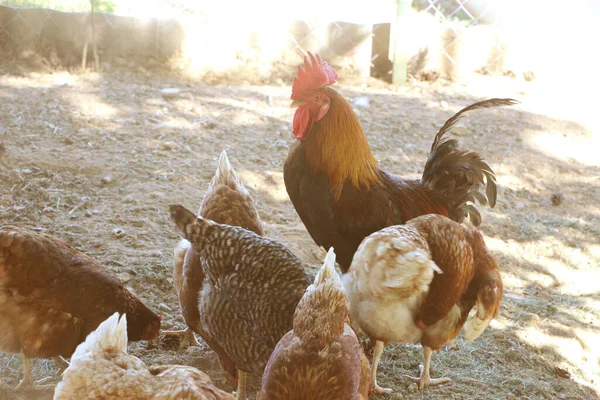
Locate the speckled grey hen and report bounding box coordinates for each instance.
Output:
[164,150,264,382]
[169,204,311,400]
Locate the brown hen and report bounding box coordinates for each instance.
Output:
[342,214,503,393]
[169,204,311,400]
[259,248,370,400]
[0,226,161,390]
[165,150,264,381]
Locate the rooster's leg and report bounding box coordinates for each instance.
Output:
[403,346,451,389]
[371,340,393,394]
[15,351,54,390]
[161,328,201,348]
[234,369,247,400]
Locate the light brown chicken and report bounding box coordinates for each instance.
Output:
[342,214,503,393]
[163,149,264,381]
[169,204,311,400]
[259,248,370,400]
[0,226,161,390]
[54,313,234,400]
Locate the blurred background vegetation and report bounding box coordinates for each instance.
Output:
[3,0,117,14]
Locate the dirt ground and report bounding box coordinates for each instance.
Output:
[0,61,598,400]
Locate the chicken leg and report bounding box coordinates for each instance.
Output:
[161,327,201,349]
[371,340,393,394]
[235,370,247,400]
[15,351,54,390]
[403,346,451,389]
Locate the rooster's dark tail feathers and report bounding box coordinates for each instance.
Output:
[421,98,518,226]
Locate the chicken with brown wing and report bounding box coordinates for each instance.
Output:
[0,226,161,390]
[164,150,264,381]
[259,248,370,400]
[169,204,311,400]
[54,312,234,399]
[342,214,503,393]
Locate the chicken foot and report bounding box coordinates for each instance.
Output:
[403,346,451,389]
[15,351,55,390]
[161,327,201,348]
[370,340,393,394]
[234,370,247,400]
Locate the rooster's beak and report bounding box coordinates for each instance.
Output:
[290,100,304,108]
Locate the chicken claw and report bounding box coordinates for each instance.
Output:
[404,365,451,389]
[403,347,451,390]
[15,352,54,391]
[370,340,394,394]
[372,383,394,394]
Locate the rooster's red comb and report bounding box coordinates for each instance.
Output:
[291,52,338,100]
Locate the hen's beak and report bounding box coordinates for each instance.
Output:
[290,100,304,108]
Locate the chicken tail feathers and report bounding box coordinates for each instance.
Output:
[72,313,128,361]
[422,98,518,226]
[313,247,339,286]
[209,149,249,195]
[169,204,217,247]
[463,277,503,342]
[429,98,519,152]
[305,247,345,306]
[293,248,348,346]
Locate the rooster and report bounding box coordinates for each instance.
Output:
[284,52,518,272]
[342,214,503,393]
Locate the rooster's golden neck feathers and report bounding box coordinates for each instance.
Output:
[304,88,380,198]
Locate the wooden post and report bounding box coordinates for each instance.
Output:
[81,0,99,70]
[392,0,412,84]
[90,0,99,70]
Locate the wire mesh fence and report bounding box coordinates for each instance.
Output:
[414,0,506,77]
[0,0,507,81]
[0,1,186,70]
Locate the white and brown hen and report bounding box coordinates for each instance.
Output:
[343,214,503,393]
[54,312,234,399]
